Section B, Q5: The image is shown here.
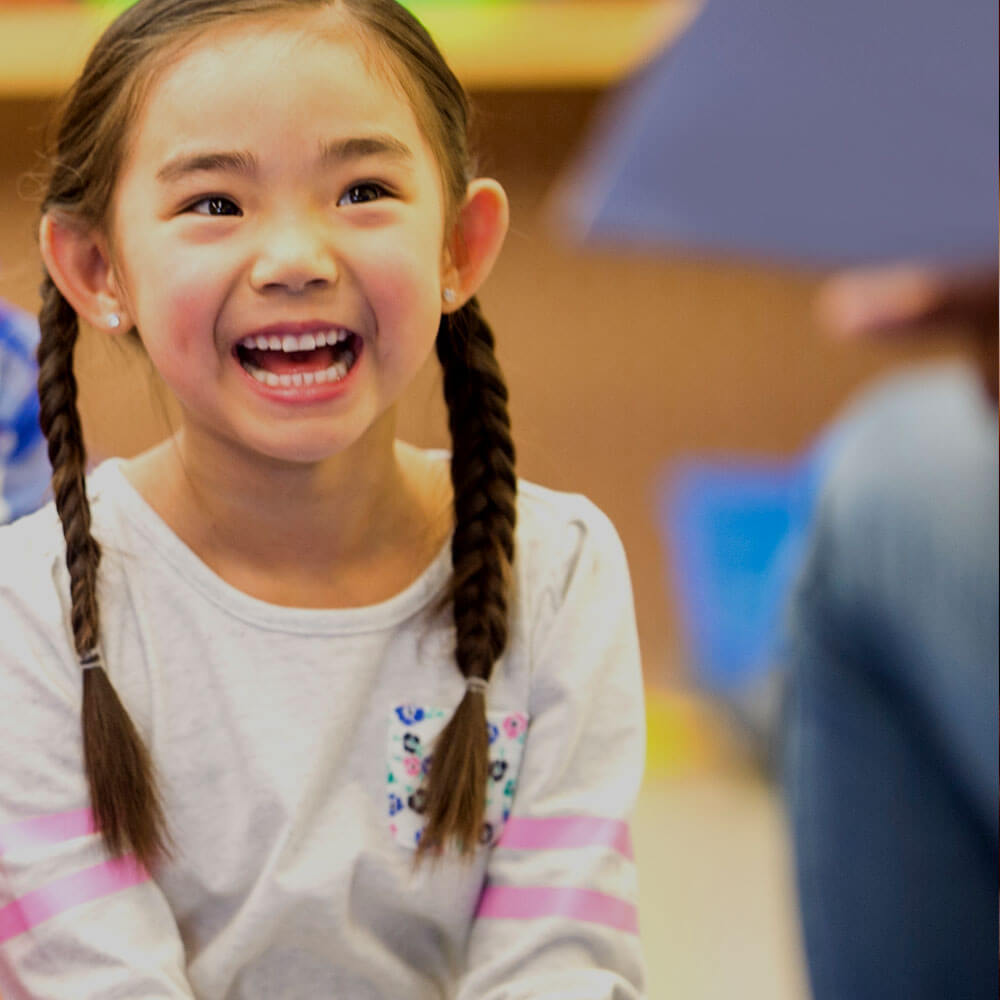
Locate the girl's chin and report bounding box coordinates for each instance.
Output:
[178,419,372,470]
[240,435,371,468]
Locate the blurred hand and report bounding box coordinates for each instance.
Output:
[816,263,998,402]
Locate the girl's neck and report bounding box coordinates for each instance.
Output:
[122,424,453,609]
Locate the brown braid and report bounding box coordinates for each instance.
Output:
[419,297,517,857]
[37,274,167,867]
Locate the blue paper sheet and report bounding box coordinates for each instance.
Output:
[555,0,998,267]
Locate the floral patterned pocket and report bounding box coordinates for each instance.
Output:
[387,704,528,850]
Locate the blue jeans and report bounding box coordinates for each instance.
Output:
[782,362,999,1000]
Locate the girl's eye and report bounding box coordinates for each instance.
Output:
[338,182,389,207]
[187,196,241,217]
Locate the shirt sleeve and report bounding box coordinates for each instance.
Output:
[0,560,195,999]
[458,501,647,999]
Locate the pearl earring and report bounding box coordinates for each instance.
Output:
[106,313,121,329]
[442,288,457,305]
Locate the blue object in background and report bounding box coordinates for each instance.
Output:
[0,301,50,524]
[554,0,998,268]
[660,439,833,698]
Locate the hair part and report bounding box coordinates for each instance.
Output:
[39,0,512,867]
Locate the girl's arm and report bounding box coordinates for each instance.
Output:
[459,500,647,998]
[0,545,195,999]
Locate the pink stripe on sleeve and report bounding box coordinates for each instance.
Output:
[476,884,639,934]
[496,816,634,859]
[0,810,97,855]
[0,855,149,944]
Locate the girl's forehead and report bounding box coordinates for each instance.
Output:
[132,8,423,152]
[161,8,368,72]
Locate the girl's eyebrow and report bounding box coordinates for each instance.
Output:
[319,134,414,165]
[156,135,414,185]
[156,150,257,184]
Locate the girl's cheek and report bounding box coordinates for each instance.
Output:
[165,290,212,335]
[140,280,222,359]
[149,256,225,314]
[362,245,443,308]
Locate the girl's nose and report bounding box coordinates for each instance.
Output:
[249,217,338,294]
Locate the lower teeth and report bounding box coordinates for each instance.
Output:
[244,352,355,388]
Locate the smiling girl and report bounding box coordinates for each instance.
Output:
[0,1,645,996]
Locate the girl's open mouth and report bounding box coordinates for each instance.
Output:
[233,328,361,388]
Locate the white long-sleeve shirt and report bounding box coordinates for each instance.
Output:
[0,457,646,998]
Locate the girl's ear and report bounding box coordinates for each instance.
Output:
[441,178,509,313]
[39,214,130,335]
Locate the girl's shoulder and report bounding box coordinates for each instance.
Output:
[513,477,630,603]
[515,478,620,552]
[515,474,611,518]
[0,495,63,589]
[0,460,125,614]
[420,447,626,588]
[0,495,71,671]
[0,461,136,696]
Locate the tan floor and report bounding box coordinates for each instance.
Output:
[635,696,812,999]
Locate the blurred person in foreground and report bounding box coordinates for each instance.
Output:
[781,261,998,1000]
[0,299,49,523]
[549,0,997,991]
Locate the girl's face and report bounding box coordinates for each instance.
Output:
[107,10,454,467]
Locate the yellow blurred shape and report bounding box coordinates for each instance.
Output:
[644,686,737,776]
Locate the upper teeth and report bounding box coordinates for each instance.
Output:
[239,329,351,352]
